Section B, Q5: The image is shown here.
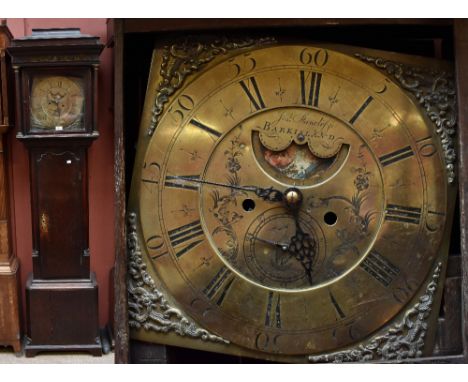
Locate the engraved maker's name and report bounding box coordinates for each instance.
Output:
[258,111,336,141]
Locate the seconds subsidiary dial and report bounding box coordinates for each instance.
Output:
[136,45,448,355]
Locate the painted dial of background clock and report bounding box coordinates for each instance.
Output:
[137,45,447,355]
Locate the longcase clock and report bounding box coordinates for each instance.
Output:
[0,20,21,354]
[8,28,104,356]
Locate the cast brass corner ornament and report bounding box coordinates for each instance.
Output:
[355,53,457,184]
[127,212,229,344]
[148,36,276,136]
[308,262,442,363]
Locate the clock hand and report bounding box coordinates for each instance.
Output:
[288,220,317,286]
[172,176,284,202]
[252,236,290,252]
[283,188,317,286]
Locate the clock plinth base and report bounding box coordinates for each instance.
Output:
[24,342,103,358]
[0,258,22,353]
[24,273,102,357]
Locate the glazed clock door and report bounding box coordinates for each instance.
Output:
[128,42,455,360]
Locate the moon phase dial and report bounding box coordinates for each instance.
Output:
[243,208,326,290]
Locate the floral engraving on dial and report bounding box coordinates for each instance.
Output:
[308,262,442,363]
[356,53,457,183]
[127,212,229,344]
[209,132,246,264]
[307,159,378,275]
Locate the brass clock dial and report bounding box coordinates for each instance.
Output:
[30,75,84,130]
[131,44,449,356]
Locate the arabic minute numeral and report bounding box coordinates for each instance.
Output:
[168,94,195,124]
[146,234,168,260]
[141,161,161,185]
[416,136,438,157]
[254,332,281,353]
[299,48,329,67]
[231,56,257,78]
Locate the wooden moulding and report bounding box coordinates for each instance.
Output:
[454,18,468,363]
[112,19,129,364]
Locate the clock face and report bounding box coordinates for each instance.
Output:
[30,75,85,131]
[134,45,448,355]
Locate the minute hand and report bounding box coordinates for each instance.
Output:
[172,176,284,202]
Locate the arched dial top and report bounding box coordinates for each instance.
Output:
[135,45,448,355]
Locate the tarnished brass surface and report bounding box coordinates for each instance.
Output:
[30,75,84,130]
[128,42,454,359]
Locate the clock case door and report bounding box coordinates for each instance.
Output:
[29,144,90,279]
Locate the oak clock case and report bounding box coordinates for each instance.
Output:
[127,40,456,362]
[8,29,103,357]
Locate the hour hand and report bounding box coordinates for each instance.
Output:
[169,176,284,202]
